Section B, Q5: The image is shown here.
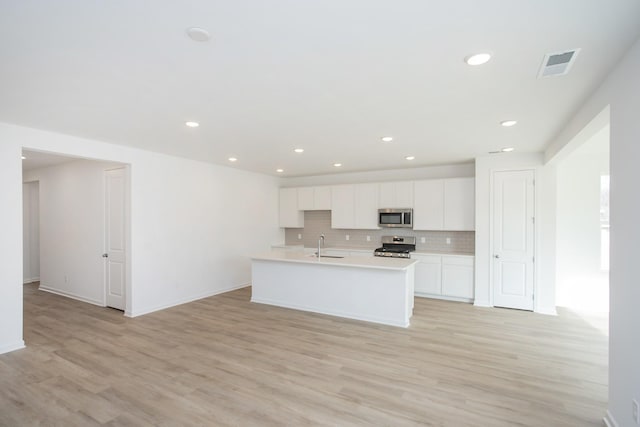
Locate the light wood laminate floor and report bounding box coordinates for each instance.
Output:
[1,283,607,426]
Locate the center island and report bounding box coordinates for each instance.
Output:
[251,250,417,327]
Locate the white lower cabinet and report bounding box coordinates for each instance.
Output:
[441,256,474,299]
[413,254,474,302]
[413,255,442,294]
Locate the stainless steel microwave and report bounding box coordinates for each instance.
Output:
[378,208,413,228]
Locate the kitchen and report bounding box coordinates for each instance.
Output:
[252,177,476,326]
[2,1,639,425]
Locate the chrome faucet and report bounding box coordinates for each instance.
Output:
[317,234,325,259]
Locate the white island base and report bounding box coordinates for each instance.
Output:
[251,251,416,327]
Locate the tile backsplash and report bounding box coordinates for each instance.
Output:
[284,211,475,253]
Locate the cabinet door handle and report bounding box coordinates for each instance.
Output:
[494,254,500,259]
[102,253,109,258]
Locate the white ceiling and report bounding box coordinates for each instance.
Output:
[1,1,639,177]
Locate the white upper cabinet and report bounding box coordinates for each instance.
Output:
[297,186,332,211]
[279,188,304,228]
[354,183,379,229]
[413,180,445,230]
[331,183,379,229]
[283,177,473,230]
[314,186,332,210]
[413,178,475,231]
[443,178,475,231]
[378,181,414,208]
[297,187,314,210]
[330,185,355,229]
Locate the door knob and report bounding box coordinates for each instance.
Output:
[102,253,109,258]
[494,254,500,259]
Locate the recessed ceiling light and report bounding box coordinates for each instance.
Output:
[333,163,342,167]
[294,148,304,153]
[465,53,492,66]
[276,168,284,173]
[381,136,394,143]
[405,156,415,160]
[228,157,237,162]
[185,121,199,128]
[186,27,211,42]
[21,156,26,160]
[500,120,517,127]
[501,147,515,152]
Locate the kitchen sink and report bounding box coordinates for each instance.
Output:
[307,254,345,259]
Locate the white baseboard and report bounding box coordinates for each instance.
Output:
[38,285,104,307]
[0,341,26,355]
[128,282,251,317]
[23,277,40,284]
[535,306,558,316]
[603,410,618,427]
[473,300,492,308]
[415,293,473,304]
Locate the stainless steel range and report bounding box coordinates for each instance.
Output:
[374,236,416,259]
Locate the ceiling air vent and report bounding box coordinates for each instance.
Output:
[537,48,580,78]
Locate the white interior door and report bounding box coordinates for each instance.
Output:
[492,170,535,310]
[104,168,126,310]
[22,182,40,284]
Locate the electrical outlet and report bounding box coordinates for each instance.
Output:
[633,399,639,424]
[297,233,302,240]
[420,237,426,244]
[345,235,350,241]
[366,236,371,242]
[446,237,451,245]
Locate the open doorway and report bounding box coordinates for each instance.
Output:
[21,149,130,316]
[555,125,610,315]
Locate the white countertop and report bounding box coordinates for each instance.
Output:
[271,244,474,257]
[253,250,418,271]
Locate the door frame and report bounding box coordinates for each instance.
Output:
[489,167,537,310]
[103,165,131,315]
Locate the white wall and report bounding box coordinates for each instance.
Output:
[0,143,25,354]
[22,181,40,284]
[0,122,282,353]
[546,37,640,427]
[556,126,609,310]
[474,152,557,315]
[23,160,123,305]
[281,162,475,187]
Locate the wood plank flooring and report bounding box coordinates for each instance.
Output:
[0,283,607,426]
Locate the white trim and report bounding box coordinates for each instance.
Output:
[603,410,619,427]
[534,306,558,316]
[127,282,251,318]
[415,293,473,304]
[0,341,26,355]
[251,296,409,328]
[38,285,104,307]
[473,300,492,307]
[23,276,40,284]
